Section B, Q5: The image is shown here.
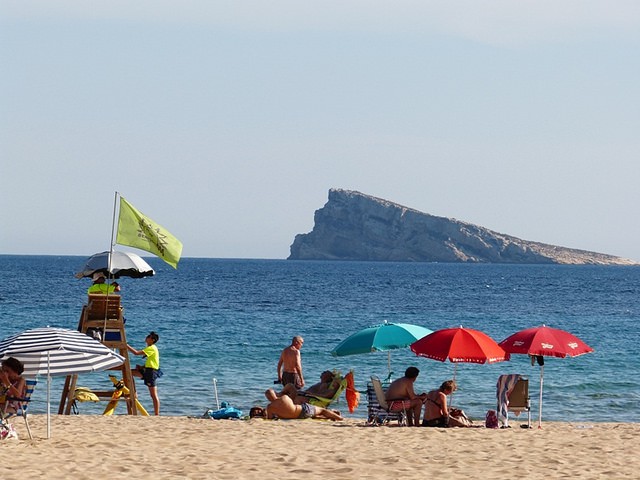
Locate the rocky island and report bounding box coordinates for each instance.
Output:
[288,189,637,265]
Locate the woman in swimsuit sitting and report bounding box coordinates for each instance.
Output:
[422,379,456,427]
[0,357,26,416]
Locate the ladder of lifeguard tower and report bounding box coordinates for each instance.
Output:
[58,295,140,415]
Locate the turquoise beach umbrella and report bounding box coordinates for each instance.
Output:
[330,321,433,379]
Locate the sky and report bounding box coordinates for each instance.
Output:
[2,1,639,261]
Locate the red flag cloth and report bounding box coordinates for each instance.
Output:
[345,371,360,413]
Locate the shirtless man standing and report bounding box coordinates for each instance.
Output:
[264,388,343,421]
[277,336,305,388]
[385,366,427,426]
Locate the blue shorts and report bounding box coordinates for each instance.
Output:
[142,367,161,387]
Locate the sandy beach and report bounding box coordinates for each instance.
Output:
[1,415,637,479]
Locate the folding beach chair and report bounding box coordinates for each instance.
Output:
[308,375,348,409]
[496,374,531,428]
[369,376,407,426]
[2,378,37,440]
[84,294,124,342]
[86,294,122,321]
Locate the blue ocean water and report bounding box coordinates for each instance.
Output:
[1,255,638,422]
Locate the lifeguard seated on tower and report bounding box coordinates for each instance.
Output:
[87,272,120,295]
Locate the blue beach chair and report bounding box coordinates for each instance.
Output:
[2,378,37,440]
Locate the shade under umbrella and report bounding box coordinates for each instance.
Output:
[331,321,433,379]
[0,327,125,438]
[75,250,155,279]
[499,324,593,428]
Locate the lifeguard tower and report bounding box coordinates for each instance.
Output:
[58,294,142,415]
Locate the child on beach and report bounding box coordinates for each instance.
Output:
[127,331,161,415]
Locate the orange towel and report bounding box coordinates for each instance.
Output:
[345,371,360,413]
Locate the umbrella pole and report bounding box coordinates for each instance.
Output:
[387,351,391,381]
[450,363,458,406]
[47,351,51,439]
[538,365,544,429]
[213,377,220,410]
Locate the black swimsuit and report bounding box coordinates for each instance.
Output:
[423,396,447,427]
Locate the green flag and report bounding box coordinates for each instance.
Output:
[116,196,183,268]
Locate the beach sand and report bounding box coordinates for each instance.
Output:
[2,415,637,479]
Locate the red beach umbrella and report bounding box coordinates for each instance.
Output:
[498,325,593,359]
[499,325,594,428]
[410,326,509,404]
[410,326,510,365]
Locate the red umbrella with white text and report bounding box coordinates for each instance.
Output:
[499,325,593,428]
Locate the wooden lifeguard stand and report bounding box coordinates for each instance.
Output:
[58,295,140,415]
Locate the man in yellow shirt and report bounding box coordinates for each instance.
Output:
[87,272,120,295]
[127,331,161,415]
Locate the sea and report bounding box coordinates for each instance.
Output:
[1,255,639,423]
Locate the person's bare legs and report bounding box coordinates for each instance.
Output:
[148,385,160,415]
[280,383,298,399]
[265,389,278,402]
[410,398,423,427]
[314,407,343,421]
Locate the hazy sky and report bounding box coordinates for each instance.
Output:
[2,1,639,260]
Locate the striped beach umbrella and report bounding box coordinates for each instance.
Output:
[0,327,125,376]
[0,327,125,438]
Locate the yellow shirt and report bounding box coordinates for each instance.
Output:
[142,344,160,370]
[87,283,117,294]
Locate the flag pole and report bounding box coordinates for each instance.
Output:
[109,191,119,257]
[102,192,119,334]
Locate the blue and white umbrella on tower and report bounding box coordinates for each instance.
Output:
[0,327,124,438]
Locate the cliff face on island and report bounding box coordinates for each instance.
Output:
[288,189,637,265]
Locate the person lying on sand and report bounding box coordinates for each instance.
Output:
[263,388,343,420]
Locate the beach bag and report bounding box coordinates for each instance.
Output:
[448,408,472,427]
[0,423,18,441]
[485,409,499,428]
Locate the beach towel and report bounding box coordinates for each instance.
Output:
[345,371,360,414]
[496,374,521,424]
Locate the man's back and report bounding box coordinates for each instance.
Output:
[267,394,301,419]
[385,377,414,401]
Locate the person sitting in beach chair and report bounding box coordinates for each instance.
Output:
[263,388,343,421]
[87,272,120,295]
[384,366,426,427]
[272,370,344,405]
[0,357,26,416]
